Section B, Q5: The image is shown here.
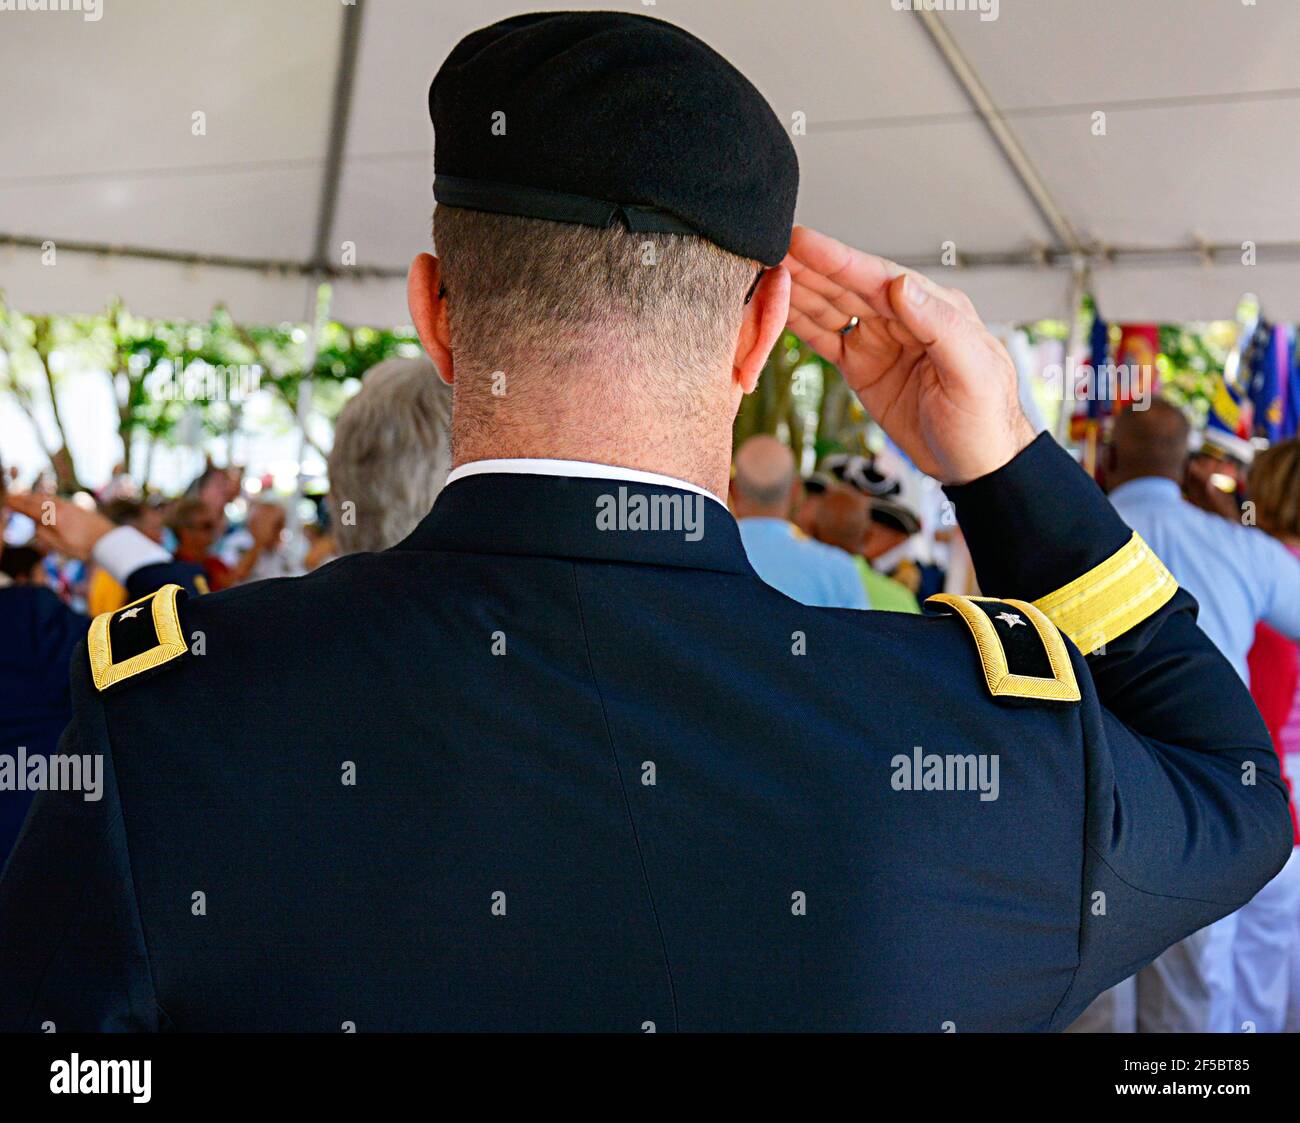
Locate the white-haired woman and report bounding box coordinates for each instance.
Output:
[327,355,453,555]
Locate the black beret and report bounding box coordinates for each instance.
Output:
[430,10,798,266]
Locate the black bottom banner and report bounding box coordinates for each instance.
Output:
[0,1030,1287,1108]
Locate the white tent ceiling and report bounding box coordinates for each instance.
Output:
[4,0,1300,325]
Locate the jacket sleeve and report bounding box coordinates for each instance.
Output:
[124,559,208,601]
[0,645,160,1032]
[945,433,1294,1026]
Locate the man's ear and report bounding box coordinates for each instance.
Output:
[408,253,454,385]
[733,265,790,395]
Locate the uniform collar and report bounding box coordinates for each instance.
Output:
[445,458,725,505]
[396,468,754,576]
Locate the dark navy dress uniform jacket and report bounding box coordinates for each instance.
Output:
[0,561,204,866]
[0,435,1290,1031]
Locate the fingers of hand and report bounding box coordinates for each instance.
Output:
[844,312,906,356]
[780,258,894,324]
[945,284,979,320]
[786,226,980,327]
[787,226,899,290]
[832,320,912,395]
[30,525,62,553]
[784,256,876,322]
[881,317,922,350]
[788,277,874,339]
[3,492,42,519]
[785,308,845,362]
[788,285,912,370]
[886,273,980,371]
[787,227,991,372]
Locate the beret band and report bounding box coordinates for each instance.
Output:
[433,175,700,237]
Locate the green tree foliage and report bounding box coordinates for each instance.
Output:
[1156,321,1236,427]
[733,331,871,463]
[0,301,85,491]
[0,292,419,492]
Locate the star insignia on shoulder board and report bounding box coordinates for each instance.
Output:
[995,611,1025,628]
[118,606,145,621]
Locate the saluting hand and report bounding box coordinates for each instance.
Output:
[2,492,114,562]
[782,225,1035,484]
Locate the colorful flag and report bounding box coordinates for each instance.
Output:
[1086,309,1110,419]
[1284,333,1300,440]
[1249,323,1290,443]
[1115,324,1160,409]
[1209,321,1262,443]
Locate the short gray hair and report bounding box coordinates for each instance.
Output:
[432,207,759,451]
[328,356,452,553]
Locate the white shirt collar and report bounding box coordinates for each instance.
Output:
[444,458,726,507]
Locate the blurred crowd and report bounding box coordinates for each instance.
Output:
[0,355,455,615]
[1,465,324,615]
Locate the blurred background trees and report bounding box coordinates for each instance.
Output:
[0,292,1235,494]
[733,330,871,469]
[0,293,418,493]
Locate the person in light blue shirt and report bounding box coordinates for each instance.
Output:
[1107,401,1300,683]
[1082,398,1300,1038]
[731,435,869,610]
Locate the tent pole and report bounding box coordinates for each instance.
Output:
[309,0,365,273]
[1056,264,1090,447]
[287,277,330,546]
[913,9,1083,259]
[284,0,364,552]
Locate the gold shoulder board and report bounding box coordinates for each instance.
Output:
[88,583,188,693]
[926,594,1081,703]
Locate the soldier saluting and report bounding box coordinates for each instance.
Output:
[0,11,1288,1031]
